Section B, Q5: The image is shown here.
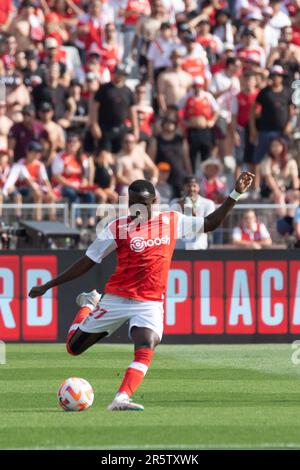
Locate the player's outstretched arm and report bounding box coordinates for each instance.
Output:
[28,255,96,298]
[204,172,255,233]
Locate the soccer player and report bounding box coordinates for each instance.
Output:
[29,172,254,411]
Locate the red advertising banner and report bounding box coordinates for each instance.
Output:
[225,261,256,334]
[0,256,20,340]
[164,261,192,334]
[257,261,288,334]
[22,256,58,340]
[1,252,300,342]
[290,261,300,334]
[194,261,224,334]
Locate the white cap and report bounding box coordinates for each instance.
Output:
[223,42,234,51]
[45,37,58,49]
[262,6,274,16]
[247,11,263,21]
[270,65,285,76]
[193,76,205,87]
[201,157,223,172]
[86,72,98,81]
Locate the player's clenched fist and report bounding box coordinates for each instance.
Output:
[235,171,255,194]
[29,284,48,298]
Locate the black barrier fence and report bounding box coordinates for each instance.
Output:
[1,250,300,343]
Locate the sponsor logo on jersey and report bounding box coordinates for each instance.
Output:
[130,236,170,252]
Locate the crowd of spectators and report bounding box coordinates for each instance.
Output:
[1,0,300,245]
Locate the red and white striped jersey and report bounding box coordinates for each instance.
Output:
[3,159,48,190]
[86,211,204,301]
[184,91,219,121]
[233,222,271,242]
[236,45,266,67]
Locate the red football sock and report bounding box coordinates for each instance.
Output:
[66,306,91,354]
[118,348,154,397]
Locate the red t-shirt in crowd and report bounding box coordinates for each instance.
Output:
[0,0,12,25]
[200,177,227,202]
[40,48,67,64]
[197,35,220,54]
[236,46,263,65]
[0,54,15,71]
[292,25,300,47]
[182,57,206,79]
[136,105,154,136]
[234,89,259,128]
[100,44,120,74]
[210,60,226,74]
[124,0,151,26]
[184,94,215,121]
[51,152,88,188]
[77,18,102,50]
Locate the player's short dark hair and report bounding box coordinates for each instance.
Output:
[160,22,171,30]
[243,70,256,78]
[226,57,239,68]
[184,175,198,185]
[129,180,156,196]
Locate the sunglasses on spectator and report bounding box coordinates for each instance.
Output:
[163,119,177,125]
[124,139,136,144]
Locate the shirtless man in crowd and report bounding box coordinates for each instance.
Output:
[157,48,193,113]
[38,101,65,166]
[116,132,158,194]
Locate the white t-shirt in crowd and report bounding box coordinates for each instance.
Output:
[161,0,185,22]
[209,71,240,121]
[170,194,215,249]
[267,10,291,46]
[147,37,178,70]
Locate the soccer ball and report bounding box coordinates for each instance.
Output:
[57,377,94,411]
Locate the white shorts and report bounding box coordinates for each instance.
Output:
[79,294,164,340]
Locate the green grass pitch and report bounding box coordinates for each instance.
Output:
[1,343,300,450]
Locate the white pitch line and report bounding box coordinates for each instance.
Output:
[11,443,300,450]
